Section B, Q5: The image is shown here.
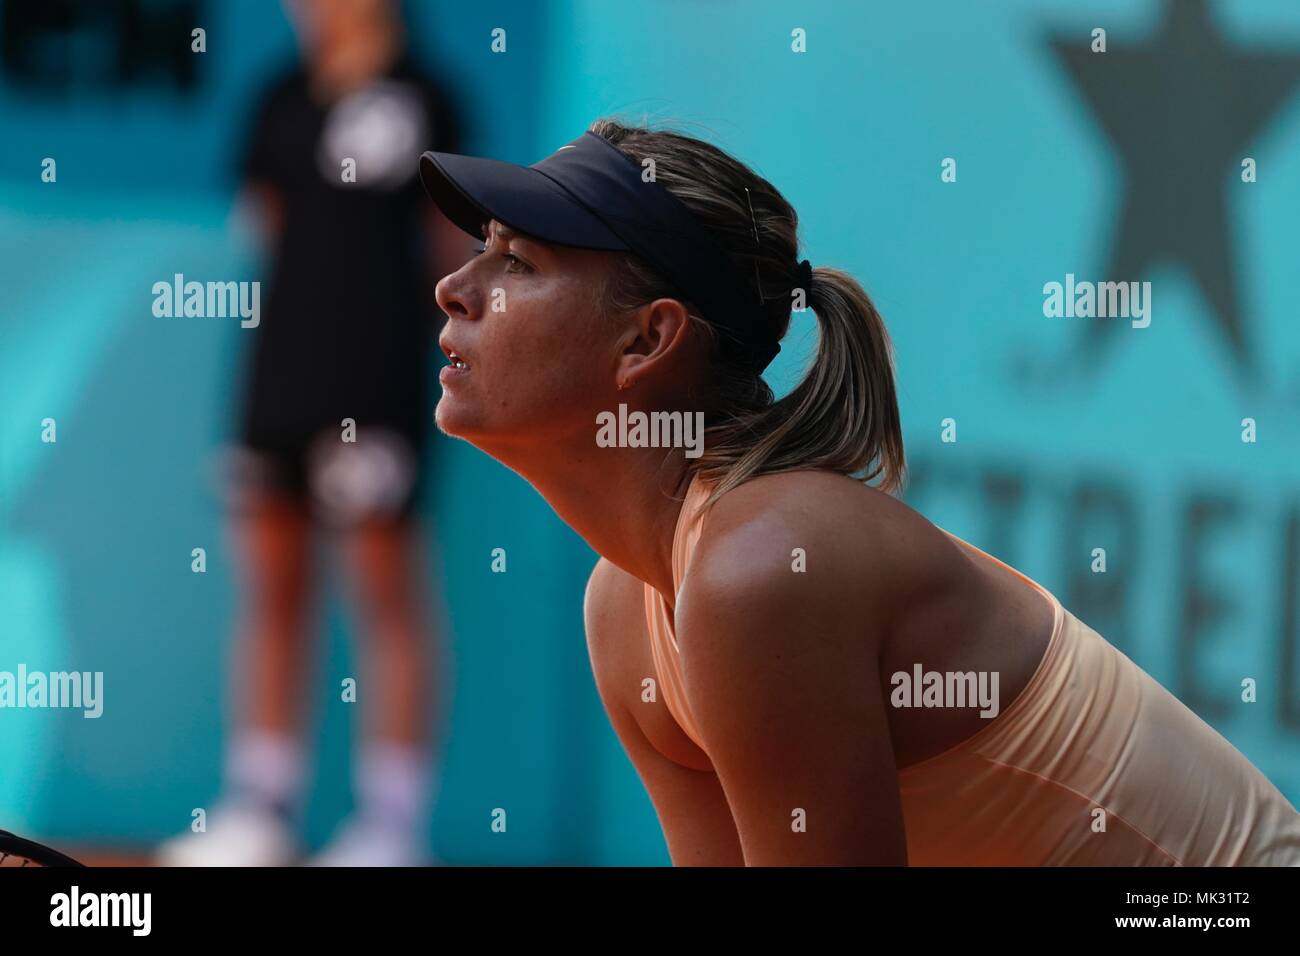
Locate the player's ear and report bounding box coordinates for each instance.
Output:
[614,297,693,385]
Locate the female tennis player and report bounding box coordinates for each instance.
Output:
[418,119,1300,866]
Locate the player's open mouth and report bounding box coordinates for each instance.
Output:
[439,336,471,371]
[440,345,471,385]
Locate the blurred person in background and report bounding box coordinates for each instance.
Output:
[158,0,472,866]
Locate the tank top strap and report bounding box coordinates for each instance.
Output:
[641,471,714,752]
[670,470,715,592]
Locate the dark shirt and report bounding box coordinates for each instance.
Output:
[237,56,460,447]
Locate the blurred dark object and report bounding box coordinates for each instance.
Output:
[0,829,86,867]
[0,0,203,96]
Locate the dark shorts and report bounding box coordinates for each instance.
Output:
[214,424,426,529]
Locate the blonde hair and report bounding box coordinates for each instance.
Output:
[589,117,906,505]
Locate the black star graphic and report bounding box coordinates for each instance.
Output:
[1048,0,1300,385]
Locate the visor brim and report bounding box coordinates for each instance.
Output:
[419,151,629,251]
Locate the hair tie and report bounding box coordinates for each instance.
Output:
[754,339,781,372]
[795,259,813,297]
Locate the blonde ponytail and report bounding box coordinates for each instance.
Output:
[693,266,905,503]
[590,118,906,503]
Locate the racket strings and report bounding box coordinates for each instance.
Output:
[0,831,82,866]
[0,849,41,866]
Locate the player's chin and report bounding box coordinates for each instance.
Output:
[433,394,473,438]
[434,393,501,445]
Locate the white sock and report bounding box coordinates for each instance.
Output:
[225,730,305,817]
[356,740,434,838]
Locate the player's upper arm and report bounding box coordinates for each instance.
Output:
[583,558,745,866]
[674,517,909,866]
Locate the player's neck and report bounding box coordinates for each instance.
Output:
[484,438,694,602]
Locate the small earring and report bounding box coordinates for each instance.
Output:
[617,379,628,392]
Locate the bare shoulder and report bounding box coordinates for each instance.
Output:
[583,556,645,652]
[680,470,958,642]
[667,472,918,864]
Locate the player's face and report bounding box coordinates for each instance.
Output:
[433,221,625,456]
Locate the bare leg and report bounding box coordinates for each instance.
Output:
[341,514,436,746]
[156,492,316,865]
[311,513,441,865]
[228,493,315,741]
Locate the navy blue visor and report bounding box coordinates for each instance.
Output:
[419,131,779,371]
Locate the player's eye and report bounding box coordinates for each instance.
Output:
[502,253,531,274]
[473,240,532,274]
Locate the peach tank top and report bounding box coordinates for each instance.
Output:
[642,473,1300,865]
